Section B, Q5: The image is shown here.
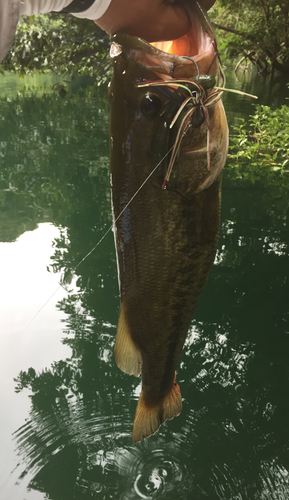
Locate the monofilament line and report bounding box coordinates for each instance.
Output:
[21,146,174,335]
[73,146,173,275]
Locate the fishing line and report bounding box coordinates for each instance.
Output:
[182,56,200,77]
[21,146,174,335]
[73,146,174,275]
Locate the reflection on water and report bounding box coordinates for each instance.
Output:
[12,366,289,500]
[1,72,289,499]
[0,72,62,98]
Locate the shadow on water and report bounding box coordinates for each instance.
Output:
[1,71,289,499]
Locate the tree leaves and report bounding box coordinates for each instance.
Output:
[227,102,289,213]
[1,14,111,84]
[211,0,289,75]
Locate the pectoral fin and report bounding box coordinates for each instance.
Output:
[114,304,142,377]
[132,379,182,443]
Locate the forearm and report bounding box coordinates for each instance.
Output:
[19,0,110,18]
[96,0,190,41]
[20,0,72,16]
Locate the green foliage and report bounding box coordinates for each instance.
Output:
[2,14,112,84]
[229,104,289,173]
[212,0,289,75]
[228,103,289,212]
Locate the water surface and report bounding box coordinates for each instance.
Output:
[0,70,289,500]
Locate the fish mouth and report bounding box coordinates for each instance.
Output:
[110,3,227,194]
[110,2,217,79]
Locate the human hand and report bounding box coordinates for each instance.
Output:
[95,0,216,43]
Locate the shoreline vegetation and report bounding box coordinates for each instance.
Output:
[227,103,289,215]
[1,14,111,84]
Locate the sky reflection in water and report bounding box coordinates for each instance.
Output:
[0,72,289,499]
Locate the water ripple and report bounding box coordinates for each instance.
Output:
[13,390,289,499]
[115,438,189,500]
[13,397,192,499]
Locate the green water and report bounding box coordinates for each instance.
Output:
[0,70,289,500]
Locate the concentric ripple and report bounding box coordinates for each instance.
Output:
[13,395,192,499]
[115,439,189,500]
[13,383,289,499]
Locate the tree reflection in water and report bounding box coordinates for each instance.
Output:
[2,85,289,499]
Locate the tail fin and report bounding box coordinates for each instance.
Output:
[132,380,182,443]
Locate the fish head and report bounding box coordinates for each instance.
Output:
[109,1,229,196]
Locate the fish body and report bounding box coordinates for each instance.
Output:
[109,2,229,442]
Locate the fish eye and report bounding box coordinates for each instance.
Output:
[140,93,162,118]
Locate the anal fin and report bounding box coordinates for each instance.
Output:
[114,304,142,377]
[132,378,182,443]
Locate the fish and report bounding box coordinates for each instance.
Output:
[109,1,229,442]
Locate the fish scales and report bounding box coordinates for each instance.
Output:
[109,1,228,442]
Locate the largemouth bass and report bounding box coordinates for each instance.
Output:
[109,1,229,442]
